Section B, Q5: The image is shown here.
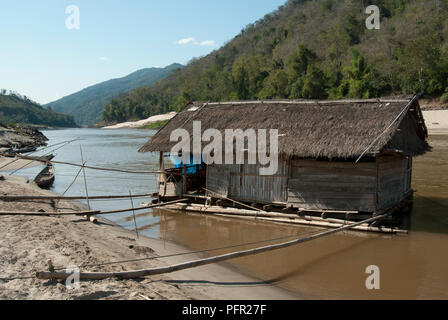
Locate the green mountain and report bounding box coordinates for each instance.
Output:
[0,92,76,128]
[46,63,183,126]
[103,0,448,123]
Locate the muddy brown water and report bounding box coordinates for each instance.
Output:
[152,135,448,299]
[4,129,447,299]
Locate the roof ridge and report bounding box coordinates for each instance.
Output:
[202,99,411,106]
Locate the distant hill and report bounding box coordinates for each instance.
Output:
[0,92,76,128]
[46,63,183,126]
[103,0,448,123]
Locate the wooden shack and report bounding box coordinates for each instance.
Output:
[139,95,429,230]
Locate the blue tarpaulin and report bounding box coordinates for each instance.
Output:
[171,153,202,174]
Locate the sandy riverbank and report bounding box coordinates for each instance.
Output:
[0,158,42,172]
[422,110,448,135]
[103,112,176,129]
[0,175,298,300]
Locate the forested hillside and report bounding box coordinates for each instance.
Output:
[46,63,183,126]
[0,92,76,128]
[103,0,448,123]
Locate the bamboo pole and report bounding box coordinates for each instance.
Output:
[3,154,163,175]
[0,199,188,216]
[0,210,100,216]
[204,188,265,214]
[8,157,39,175]
[129,191,139,239]
[170,203,363,224]
[8,139,74,176]
[88,216,98,224]
[0,193,156,201]
[164,203,406,234]
[0,139,77,171]
[62,163,84,196]
[36,214,389,280]
[80,146,91,211]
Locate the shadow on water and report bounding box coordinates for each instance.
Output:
[411,196,448,234]
[164,235,377,288]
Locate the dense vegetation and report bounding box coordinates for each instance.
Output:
[46,63,183,126]
[103,0,448,123]
[0,91,76,127]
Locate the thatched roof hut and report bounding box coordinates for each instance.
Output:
[141,96,429,219]
[139,96,429,159]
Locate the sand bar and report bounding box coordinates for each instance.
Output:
[422,110,448,135]
[103,112,176,129]
[0,175,298,300]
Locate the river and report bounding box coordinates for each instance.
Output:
[4,128,448,299]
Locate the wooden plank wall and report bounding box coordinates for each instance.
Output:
[206,156,412,213]
[206,164,231,197]
[228,160,289,204]
[287,160,377,212]
[376,155,411,210]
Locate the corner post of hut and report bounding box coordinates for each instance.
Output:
[158,151,166,200]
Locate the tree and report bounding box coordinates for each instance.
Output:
[397,36,448,95]
[259,69,289,99]
[335,48,375,98]
[301,65,327,99]
[287,45,327,99]
[287,44,317,79]
[231,55,268,99]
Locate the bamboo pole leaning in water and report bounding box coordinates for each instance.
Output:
[36,213,389,280]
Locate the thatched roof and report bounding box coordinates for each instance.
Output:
[139,96,429,159]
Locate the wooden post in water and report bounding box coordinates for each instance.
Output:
[158,152,164,200]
